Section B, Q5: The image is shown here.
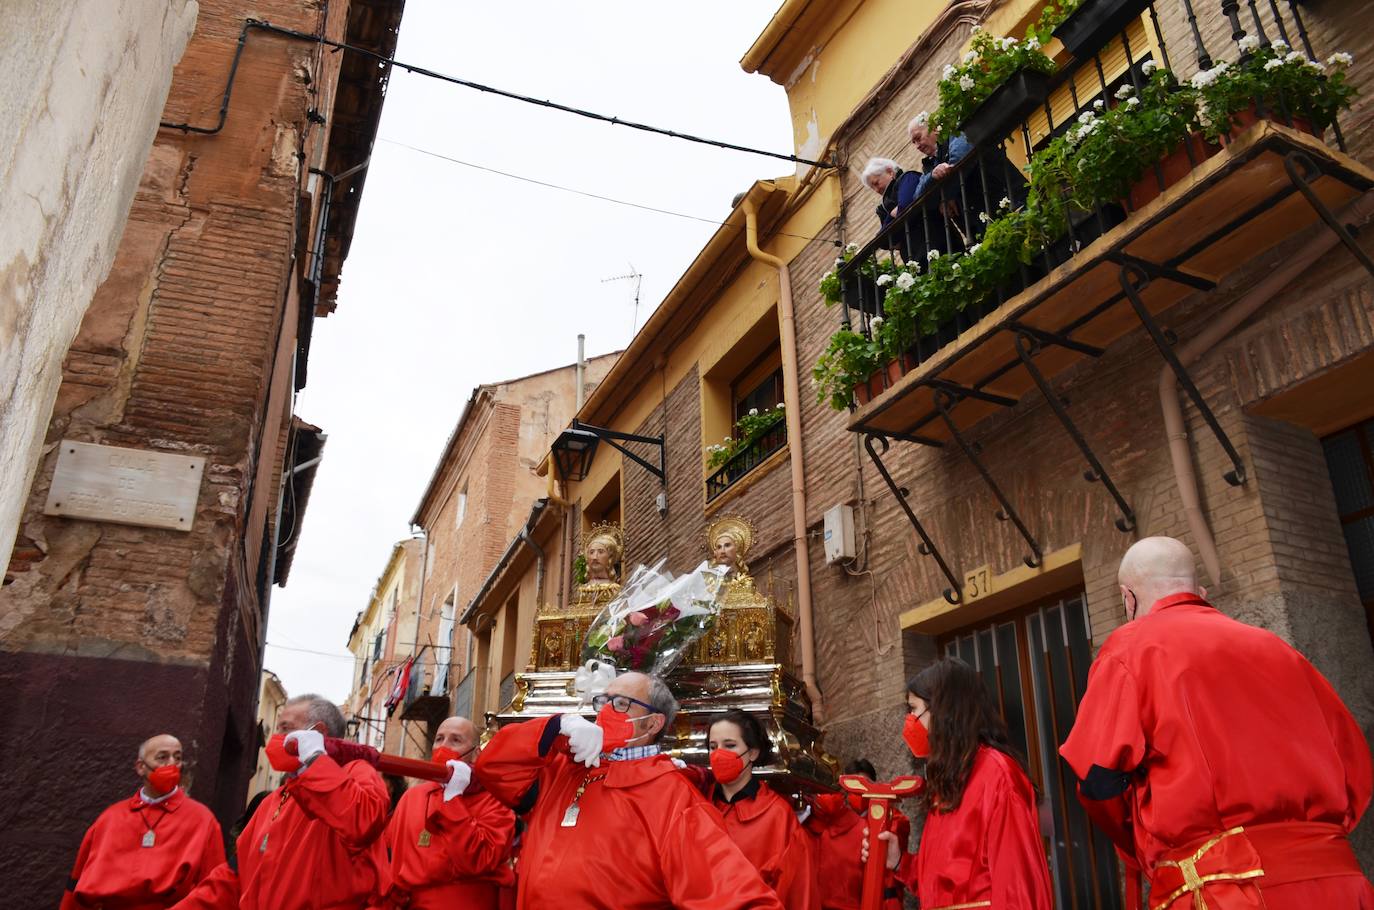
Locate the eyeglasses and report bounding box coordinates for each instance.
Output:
[591,693,658,715]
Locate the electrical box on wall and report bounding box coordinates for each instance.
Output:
[823,504,856,565]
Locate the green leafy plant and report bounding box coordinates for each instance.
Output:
[930,28,1057,139]
[705,404,786,470]
[1192,40,1356,142]
[812,329,883,411]
[573,554,588,586]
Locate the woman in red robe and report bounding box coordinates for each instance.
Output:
[707,710,819,910]
[805,759,909,910]
[870,658,1052,910]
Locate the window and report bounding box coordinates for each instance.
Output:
[735,364,784,421]
[1321,419,1374,642]
[433,591,456,696]
[707,350,788,502]
[939,593,1122,909]
[373,630,384,662]
[456,483,468,528]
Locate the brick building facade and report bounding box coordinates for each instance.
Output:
[0,0,404,903]
[468,0,1374,901]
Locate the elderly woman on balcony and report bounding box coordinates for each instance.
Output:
[863,157,958,260]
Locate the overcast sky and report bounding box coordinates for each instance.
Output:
[265,1,796,703]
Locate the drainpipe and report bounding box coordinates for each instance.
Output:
[576,334,586,410]
[522,525,547,610]
[742,187,825,723]
[1161,192,1374,587]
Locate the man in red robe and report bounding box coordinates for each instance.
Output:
[1061,536,1374,909]
[172,694,390,910]
[375,715,515,909]
[473,670,785,909]
[804,761,910,910]
[62,733,225,909]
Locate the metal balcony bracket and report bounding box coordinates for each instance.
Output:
[887,430,946,448]
[863,433,962,604]
[1284,151,1374,280]
[1012,331,1136,532]
[931,390,1044,569]
[1109,253,1216,292]
[927,379,1018,409]
[1008,322,1105,357]
[1118,264,1247,486]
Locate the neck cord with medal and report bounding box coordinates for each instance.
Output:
[137,797,173,847]
[561,767,608,827]
[259,786,294,854]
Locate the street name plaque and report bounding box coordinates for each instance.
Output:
[43,440,204,531]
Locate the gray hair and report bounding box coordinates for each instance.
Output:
[286,693,346,738]
[862,157,899,184]
[645,676,679,743]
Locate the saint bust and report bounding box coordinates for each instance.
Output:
[695,515,791,665]
[708,515,752,578]
[570,522,623,611]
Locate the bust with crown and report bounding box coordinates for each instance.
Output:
[529,522,623,673]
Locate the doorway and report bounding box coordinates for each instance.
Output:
[941,591,1122,910]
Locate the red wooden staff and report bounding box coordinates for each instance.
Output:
[839,773,924,910]
[285,735,449,782]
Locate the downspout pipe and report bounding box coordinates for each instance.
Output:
[1161,192,1374,587]
[742,188,826,723]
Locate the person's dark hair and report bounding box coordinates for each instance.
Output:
[844,758,877,779]
[707,708,774,765]
[907,657,1026,811]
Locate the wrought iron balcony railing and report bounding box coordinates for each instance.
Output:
[706,413,788,502]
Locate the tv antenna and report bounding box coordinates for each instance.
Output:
[602,264,643,337]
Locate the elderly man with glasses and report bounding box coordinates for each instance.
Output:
[474,670,784,909]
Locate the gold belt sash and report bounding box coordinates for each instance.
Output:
[1150,827,1264,910]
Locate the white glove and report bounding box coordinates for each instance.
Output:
[670,757,688,770]
[285,729,326,766]
[443,760,471,801]
[560,713,603,767]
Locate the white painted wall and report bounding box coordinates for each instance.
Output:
[0,0,198,564]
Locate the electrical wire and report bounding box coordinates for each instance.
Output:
[247,18,834,169]
[379,138,835,245]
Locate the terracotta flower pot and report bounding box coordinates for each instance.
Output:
[1127,133,1220,210]
[854,383,872,406]
[1224,105,1318,144]
[886,358,905,387]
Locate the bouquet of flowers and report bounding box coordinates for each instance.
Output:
[581,559,731,675]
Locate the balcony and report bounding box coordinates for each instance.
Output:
[706,412,788,502]
[826,0,1372,600]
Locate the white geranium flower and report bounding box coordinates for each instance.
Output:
[1126,96,1140,108]
[1142,60,1158,75]
[845,242,859,254]
[943,64,957,80]
[876,273,894,286]
[748,407,759,416]
[1329,52,1354,67]
[1094,100,1106,111]
[776,402,785,410]
[834,258,845,267]
[1285,50,1305,64]
[959,75,976,91]
[999,196,1012,210]
[1027,37,1041,51]
[927,249,941,262]
[1264,58,1284,71]
[971,24,982,33]
[951,262,961,273]
[1115,84,1135,99]
[963,50,977,64]
[1238,35,1261,53]
[724,436,732,443]
[979,211,991,223]
[1078,110,1096,124]
[1000,37,1017,50]
[895,272,916,290]
[1306,59,1326,72]
[968,243,982,254]
[1272,39,1289,52]
[870,316,885,331]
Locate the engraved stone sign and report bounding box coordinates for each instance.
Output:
[44,440,204,531]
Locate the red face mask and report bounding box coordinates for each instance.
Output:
[709,748,747,784]
[147,764,181,793]
[846,792,865,812]
[595,705,636,751]
[903,712,931,759]
[266,733,302,773]
[432,746,463,766]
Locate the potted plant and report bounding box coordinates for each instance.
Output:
[932,29,1057,148]
[704,404,786,471]
[813,328,883,409]
[1043,0,1153,61]
[1192,39,1356,144]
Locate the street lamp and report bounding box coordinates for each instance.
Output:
[549,420,665,484]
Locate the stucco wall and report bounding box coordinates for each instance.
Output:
[0,0,198,566]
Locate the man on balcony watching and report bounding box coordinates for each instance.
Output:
[171,694,390,910]
[61,733,226,910]
[377,714,515,909]
[1061,536,1374,909]
[474,670,785,909]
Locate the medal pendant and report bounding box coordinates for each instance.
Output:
[418,829,431,847]
[259,833,269,854]
[560,804,580,828]
[141,831,156,848]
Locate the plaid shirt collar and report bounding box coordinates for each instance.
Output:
[607,744,661,762]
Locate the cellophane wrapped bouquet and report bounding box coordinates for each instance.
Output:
[581,559,731,675]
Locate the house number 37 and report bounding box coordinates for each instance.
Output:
[964,565,992,601]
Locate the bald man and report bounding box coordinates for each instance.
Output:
[1061,537,1374,910]
[374,716,515,909]
[62,734,225,909]
[173,694,389,910]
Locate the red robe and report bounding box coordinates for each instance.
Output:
[710,780,819,910]
[377,776,515,909]
[473,715,785,910]
[1060,592,1374,909]
[171,756,390,910]
[804,794,910,910]
[894,746,1052,910]
[62,788,225,910]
